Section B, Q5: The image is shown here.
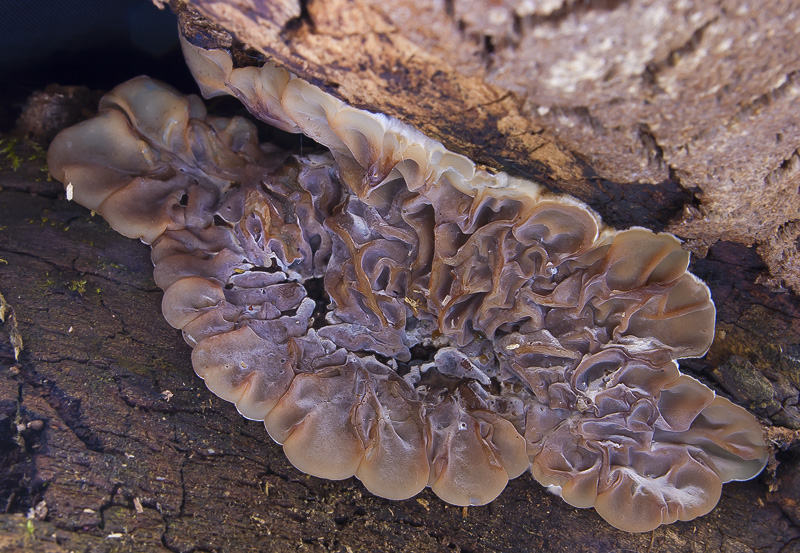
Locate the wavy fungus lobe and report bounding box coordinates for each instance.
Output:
[47,42,767,532]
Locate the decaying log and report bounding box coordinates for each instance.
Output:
[172,0,800,293]
[1,0,799,551]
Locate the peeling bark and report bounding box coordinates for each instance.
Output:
[174,0,800,292]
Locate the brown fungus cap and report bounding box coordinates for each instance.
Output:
[46,42,768,532]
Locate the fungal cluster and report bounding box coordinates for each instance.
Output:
[46,38,768,532]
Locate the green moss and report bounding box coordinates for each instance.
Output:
[67,279,87,295]
[40,271,56,290]
[0,138,23,171]
[0,138,47,172]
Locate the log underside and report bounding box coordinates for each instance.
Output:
[1,0,800,550]
[173,0,800,293]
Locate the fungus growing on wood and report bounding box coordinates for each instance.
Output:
[46,39,768,532]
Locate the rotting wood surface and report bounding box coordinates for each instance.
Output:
[1,0,800,546]
[173,0,800,294]
[0,130,799,552]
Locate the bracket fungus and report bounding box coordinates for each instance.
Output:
[46,38,768,533]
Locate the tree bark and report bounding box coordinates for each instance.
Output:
[1,1,800,551]
[173,0,800,293]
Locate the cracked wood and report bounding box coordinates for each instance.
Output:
[175,0,800,293]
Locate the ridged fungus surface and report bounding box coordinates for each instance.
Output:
[46,38,768,532]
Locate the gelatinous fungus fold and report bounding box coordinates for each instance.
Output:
[46,38,768,533]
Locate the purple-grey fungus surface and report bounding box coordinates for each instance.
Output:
[46,40,768,533]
